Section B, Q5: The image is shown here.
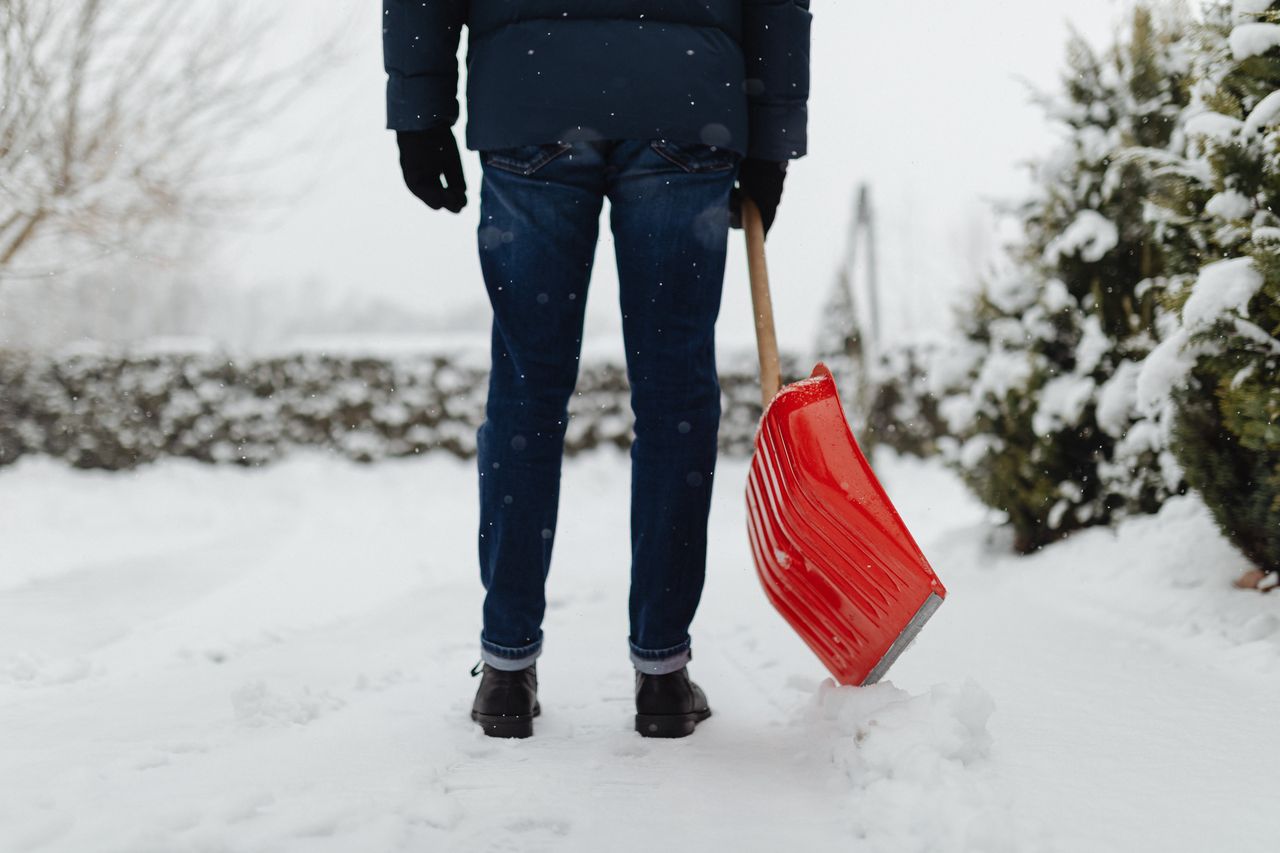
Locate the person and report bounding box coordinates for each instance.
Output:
[383,0,812,739]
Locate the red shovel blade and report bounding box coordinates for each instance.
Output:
[745,363,946,686]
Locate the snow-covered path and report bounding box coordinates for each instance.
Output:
[2,452,1276,852]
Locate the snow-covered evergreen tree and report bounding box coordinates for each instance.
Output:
[1139,0,1280,583]
[814,266,947,457]
[942,6,1193,553]
[814,257,875,447]
[814,267,865,391]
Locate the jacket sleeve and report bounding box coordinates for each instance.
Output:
[382,0,468,131]
[742,0,812,160]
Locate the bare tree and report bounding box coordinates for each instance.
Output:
[0,0,338,283]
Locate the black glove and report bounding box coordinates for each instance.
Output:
[730,158,788,236]
[396,128,467,213]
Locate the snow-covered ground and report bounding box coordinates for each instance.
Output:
[2,451,1277,852]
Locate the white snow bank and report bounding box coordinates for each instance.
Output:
[1029,492,1280,664]
[1043,210,1119,263]
[807,680,1040,853]
[869,452,1280,851]
[2,452,1276,853]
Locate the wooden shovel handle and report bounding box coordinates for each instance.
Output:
[743,197,782,408]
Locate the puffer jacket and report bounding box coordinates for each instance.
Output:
[383,1,811,161]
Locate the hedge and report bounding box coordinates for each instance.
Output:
[0,348,811,470]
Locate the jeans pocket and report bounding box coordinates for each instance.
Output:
[649,140,741,174]
[482,142,573,176]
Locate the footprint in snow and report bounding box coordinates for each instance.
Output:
[132,751,171,771]
[612,740,649,758]
[221,791,276,824]
[503,816,571,836]
[230,681,345,727]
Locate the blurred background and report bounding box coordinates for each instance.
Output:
[0,0,1129,353]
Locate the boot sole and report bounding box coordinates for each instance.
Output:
[471,704,540,739]
[635,708,712,739]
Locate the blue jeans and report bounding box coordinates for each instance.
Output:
[475,139,738,675]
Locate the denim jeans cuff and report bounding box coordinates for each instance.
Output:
[629,639,692,675]
[481,636,542,672]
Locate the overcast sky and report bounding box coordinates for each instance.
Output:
[215,1,1133,355]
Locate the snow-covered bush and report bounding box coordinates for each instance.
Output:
[0,351,30,466]
[860,343,949,458]
[943,6,1192,552]
[0,347,794,470]
[1139,0,1280,578]
[812,264,947,459]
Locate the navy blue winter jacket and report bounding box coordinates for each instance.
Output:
[383,1,811,161]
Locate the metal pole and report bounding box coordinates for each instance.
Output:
[855,184,881,362]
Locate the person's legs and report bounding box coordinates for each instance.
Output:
[475,142,606,671]
[606,140,738,675]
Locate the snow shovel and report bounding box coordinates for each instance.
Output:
[740,199,947,686]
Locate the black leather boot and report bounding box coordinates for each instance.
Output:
[635,667,711,738]
[471,663,540,738]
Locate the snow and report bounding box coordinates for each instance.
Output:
[1230,22,1280,60]
[1137,328,1199,414]
[1183,256,1265,327]
[1252,224,1280,244]
[1043,210,1119,264]
[940,394,980,436]
[1095,359,1142,438]
[974,349,1035,399]
[1184,110,1244,142]
[958,433,1004,470]
[2,452,1278,852]
[1205,189,1254,221]
[807,681,1037,851]
[1032,373,1096,435]
[924,341,986,398]
[1243,89,1280,135]
[1073,314,1109,374]
[1233,0,1275,22]
[1039,277,1074,313]
[984,269,1039,315]
[1077,124,1117,166]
